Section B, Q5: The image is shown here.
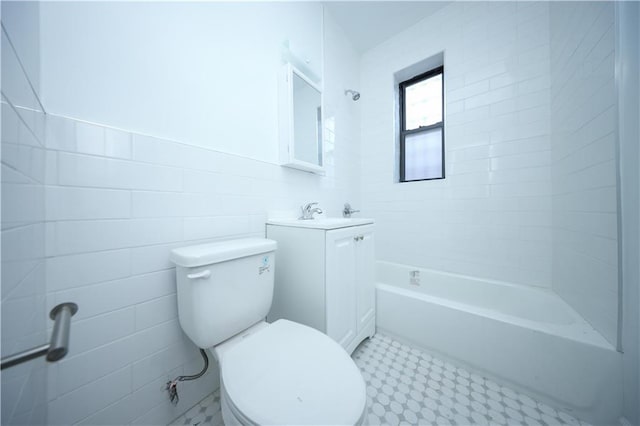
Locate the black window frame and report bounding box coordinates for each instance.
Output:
[399,66,445,182]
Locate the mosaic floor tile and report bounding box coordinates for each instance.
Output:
[354,334,589,426]
[170,333,590,426]
[170,390,223,426]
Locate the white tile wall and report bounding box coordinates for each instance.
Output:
[360,2,553,287]
[40,10,361,424]
[1,9,48,424]
[549,1,618,346]
[40,113,358,424]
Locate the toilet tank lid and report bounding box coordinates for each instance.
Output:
[170,238,277,267]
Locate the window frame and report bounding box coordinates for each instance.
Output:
[399,65,445,183]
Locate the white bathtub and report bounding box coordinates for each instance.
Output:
[375,261,622,425]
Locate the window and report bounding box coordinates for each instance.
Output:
[399,66,444,182]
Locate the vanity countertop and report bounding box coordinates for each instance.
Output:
[266,218,374,230]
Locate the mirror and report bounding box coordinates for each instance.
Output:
[279,64,324,174]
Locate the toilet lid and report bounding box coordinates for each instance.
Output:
[220,319,366,425]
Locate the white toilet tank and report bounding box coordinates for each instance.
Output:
[170,238,277,349]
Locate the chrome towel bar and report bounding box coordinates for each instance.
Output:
[1,302,78,370]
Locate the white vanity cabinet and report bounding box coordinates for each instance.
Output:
[266,220,375,354]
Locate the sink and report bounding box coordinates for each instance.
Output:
[266,217,374,230]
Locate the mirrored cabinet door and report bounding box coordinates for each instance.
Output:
[279,63,324,174]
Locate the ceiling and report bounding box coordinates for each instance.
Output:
[324,1,450,53]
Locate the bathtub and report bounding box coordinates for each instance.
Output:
[375,261,622,425]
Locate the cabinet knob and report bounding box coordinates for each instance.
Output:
[354,235,364,241]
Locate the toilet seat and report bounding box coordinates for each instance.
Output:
[217,319,366,425]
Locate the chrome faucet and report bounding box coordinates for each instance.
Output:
[343,203,360,218]
[300,202,323,220]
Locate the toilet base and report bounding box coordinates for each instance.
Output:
[220,386,239,426]
[220,380,252,426]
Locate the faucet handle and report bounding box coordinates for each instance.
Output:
[303,202,319,210]
[343,203,360,218]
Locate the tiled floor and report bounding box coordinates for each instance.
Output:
[170,333,589,426]
[171,391,223,426]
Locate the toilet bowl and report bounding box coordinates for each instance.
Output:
[213,320,366,425]
[170,238,367,425]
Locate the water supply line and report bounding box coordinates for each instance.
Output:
[166,348,209,404]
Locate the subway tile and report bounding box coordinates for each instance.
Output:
[127,218,184,247]
[489,72,516,90]
[131,340,194,391]
[49,218,182,255]
[13,109,45,147]
[77,394,139,426]
[45,186,130,221]
[556,186,617,214]
[2,373,30,422]
[1,143,47,184]
[518,75,550,95]
[133,134,186,168]
[1,294,46,345]
[75,121,105,156]
[130,242,187,275]
[54,270,175,321]
[68,308,134,352]
[490,150,550,171]
[491,181,551,198]
[448,158,490,175]
[1,183,45,224]
[53,335,135,398]
[489,135,549,158]
[2,102,20,143]
[130,377,190,426]
[45,150,58,184]
[104,128,132,159]
[47,366,132,425]
[45,114,76,152]
[130,319,184,360]
[1,258,42,301]
[1,162,30,184]
[57,152,183,191]
[135,294,178,331]
[447,80,489,103]
[131,191,185,218]
[183,216,250,241]
[46,249,131,292]
[2,223,46,261]
[47,220,129,255]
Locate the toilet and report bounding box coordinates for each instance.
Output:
[170,238,367,425]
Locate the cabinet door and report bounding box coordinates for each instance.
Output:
[356,226,375,332]
[325,228,357,349]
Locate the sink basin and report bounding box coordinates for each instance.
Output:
[266,217,374,230]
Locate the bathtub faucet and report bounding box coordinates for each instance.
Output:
[300,202,323,220]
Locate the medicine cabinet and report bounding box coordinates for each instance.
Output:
[278,63,324,174]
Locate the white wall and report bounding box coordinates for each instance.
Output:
[36,3,361,425]
[360,2,553,288]
[39,2,322,163]
[1,2,48,424]
[549,1,618,346]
